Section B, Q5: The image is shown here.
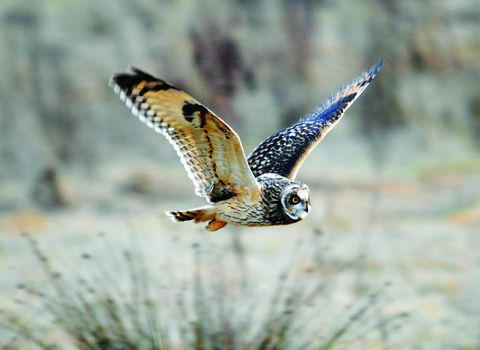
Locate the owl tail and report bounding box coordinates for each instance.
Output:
[166,206,227,231]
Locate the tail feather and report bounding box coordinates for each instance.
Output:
[166,206,215,223]
[166,206,228,231]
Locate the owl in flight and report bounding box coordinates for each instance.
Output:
[110,60,382,231]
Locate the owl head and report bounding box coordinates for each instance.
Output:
[281,183,311,221]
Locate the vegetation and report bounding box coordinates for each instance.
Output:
[1,230,407,349]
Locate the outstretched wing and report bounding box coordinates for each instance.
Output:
[110,67,261,204]
[247,60,382,179]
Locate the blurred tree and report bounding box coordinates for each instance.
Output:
[360,0,404,139]
[30,167,66,210]
[239,0,324,132]
[31,45,77,163]
[470,96,480,150]
[1,8,53,180]
[2,7,79,176]
[279,0,324,128]
[354,0,406,293]
[282,0,322,80]
[190,20,256,130]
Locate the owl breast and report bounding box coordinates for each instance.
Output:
[214,173,302,227]
[214,196,270,227]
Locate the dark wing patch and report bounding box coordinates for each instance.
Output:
[182,102,209,121]
[110,67,261,204]
[113,67,180,96]
[247,60,382,179]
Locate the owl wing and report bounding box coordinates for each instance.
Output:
[247,60,382,179]
[110,67,261,204]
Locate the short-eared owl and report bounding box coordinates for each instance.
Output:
[110,61,382,231]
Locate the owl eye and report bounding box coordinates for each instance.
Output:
[291,195,300,204]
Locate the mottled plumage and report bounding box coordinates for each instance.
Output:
[110,61,382,231]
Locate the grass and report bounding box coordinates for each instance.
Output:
[0,229,408,349]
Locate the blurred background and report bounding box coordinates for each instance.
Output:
[0,0,480,348]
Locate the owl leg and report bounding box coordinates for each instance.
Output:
[205,219,227,231]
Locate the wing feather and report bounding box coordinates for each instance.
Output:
[247,60,382,179]
[110,67,261,204]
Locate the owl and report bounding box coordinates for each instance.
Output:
[110,60,382,231]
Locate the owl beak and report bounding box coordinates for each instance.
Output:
[298,200,310,219]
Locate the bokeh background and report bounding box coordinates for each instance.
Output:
[1,0,480,348]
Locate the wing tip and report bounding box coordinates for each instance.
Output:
[357,59,383,87]
[109,66,168,91]
[298,59,383,124]
[367,59,383,81]
[372,59,383,74]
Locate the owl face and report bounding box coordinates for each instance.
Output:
[281,183,311,221]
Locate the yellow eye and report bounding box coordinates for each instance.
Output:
[291,195,300,204]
